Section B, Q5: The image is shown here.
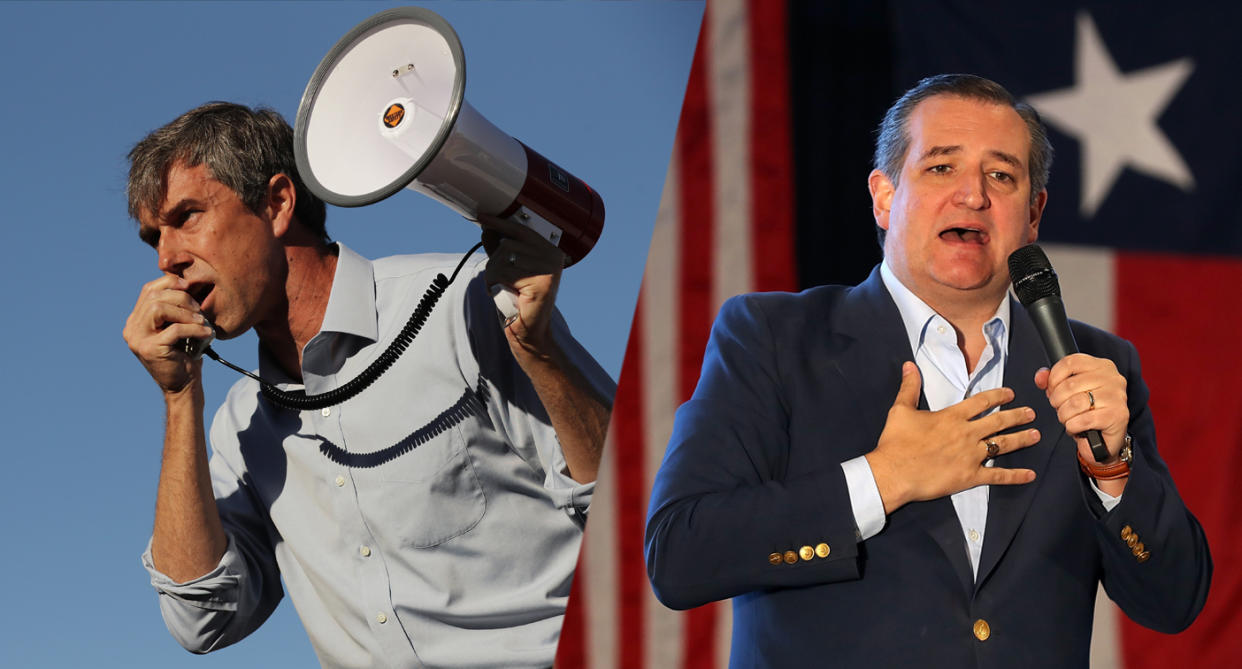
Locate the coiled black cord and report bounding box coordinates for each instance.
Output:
[203,241,484,412]
[259,273,447,410]
[316,379,490,468]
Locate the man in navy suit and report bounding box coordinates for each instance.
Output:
[645,74,1210,667]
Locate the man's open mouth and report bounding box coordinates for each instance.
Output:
[188,283,215,308]
[940,227,986,244]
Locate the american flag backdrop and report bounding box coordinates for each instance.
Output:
[558,1,1240,667]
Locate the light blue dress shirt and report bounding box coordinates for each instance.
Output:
[840,261,1118,579]
[142,244,615,668]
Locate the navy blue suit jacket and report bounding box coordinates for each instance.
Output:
[645,268,1210,668]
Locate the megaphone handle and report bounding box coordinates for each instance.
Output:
[490,284,521,326]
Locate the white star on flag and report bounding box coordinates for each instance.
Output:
[1026,11,1195,218]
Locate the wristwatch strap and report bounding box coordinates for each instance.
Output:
[1077,435,1133,480]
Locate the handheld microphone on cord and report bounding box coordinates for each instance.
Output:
[1008,244,1111,463]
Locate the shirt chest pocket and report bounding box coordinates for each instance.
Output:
[374,424,487,548]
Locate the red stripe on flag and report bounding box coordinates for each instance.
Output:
[678,17,715,406]
[747,0,797,292]
[1113,251,1242,667]
[613,303,649,669]
[676,20,720,669]
[556,552,586,668]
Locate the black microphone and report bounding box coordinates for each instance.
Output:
[1008,244,1111,463]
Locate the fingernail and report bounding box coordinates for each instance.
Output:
[1028,428,1040,440]
[1026,408,1035,419]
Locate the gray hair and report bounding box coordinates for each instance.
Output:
[874,73,1053,201]
[127,102,327,241]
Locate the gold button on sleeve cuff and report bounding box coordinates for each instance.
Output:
[1137,550,1151,563]
[973,619,991,641]
[772,544,831,565]
[1126,534,1138,548]
[1121,525,1133,540]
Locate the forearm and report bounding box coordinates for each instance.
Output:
[647,471,863,609]
[511,337,610,483]
[645,399,869,609]
[1092,444,1211,632]
[1080,340,1210,631]
[151,382,228,582]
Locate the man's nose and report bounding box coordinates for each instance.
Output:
[953,173,990,210]
[157,236,191,276]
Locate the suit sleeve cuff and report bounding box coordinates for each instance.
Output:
[841,456,886,540]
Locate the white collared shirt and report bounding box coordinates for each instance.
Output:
[143,243,615,667]
[840,261,1117,579]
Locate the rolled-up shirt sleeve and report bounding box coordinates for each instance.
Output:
[541,435,597,521]
[139,400,284,653]
[141,534,262,653]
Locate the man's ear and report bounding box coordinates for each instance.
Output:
[266,173,297,238]
[1027,188,1047,243]
[868,169,894,231]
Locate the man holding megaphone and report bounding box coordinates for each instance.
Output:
[122,101,612,667]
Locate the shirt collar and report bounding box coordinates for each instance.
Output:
[257,242,378,385]
[879,259,1010,355]
[318,242,378,343]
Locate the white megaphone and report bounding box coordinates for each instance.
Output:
[293,6,605,322]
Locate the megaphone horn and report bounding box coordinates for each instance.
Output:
[293,6,605,269]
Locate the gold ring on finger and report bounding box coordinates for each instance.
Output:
[1087,390,1096,410]
[985,439,1000,458]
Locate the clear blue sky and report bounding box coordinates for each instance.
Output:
[0,2,701,666]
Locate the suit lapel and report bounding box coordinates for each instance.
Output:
[833,268,975,597]
[973,298,1067,591]
[830,267,916,432]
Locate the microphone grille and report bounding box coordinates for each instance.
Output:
[1008,244,1061,305]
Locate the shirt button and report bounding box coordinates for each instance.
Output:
[936,325,947,335]
[968,529,980,543]
[335,475,345,487]
[321,407,331,417]
[360,545,371,557]
[376,613,387,624]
